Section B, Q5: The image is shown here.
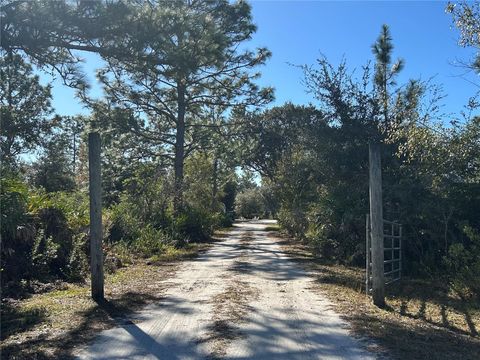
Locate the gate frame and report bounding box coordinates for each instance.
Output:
[366,214,402,294]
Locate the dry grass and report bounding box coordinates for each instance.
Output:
[0,239,216,359]
[278,235,480,360]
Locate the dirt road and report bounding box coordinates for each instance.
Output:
[76,220,375,359]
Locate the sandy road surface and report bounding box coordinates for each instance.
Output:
[76,220,376,359]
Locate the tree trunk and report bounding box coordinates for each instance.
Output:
[174,83,186,214]
[212,155,219,209]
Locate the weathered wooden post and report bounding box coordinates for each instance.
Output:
[369,142,385,307]
[88,132,104,301]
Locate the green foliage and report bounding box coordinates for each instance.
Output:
[242,103,326,178]
[172,207,216,243]
[277,207,308,240]
[1,1,255,291]
[0,54,53,165]
[131,225,172,258]
[1,176,31,283]
[1,177,90,286]
[108,170,172,245]
[384,114,480,276]
[1,0,134,87]
[308,232,339,261]
[235,188,265,219]
[66,233,89,281]
[444,225,480,300]
[221,180,236,214]
[48,191,90,230]
[1,176,28,239]
[109,198,143,244]
[109,192,224,258]
[30,229,59,279]
[259,101,371,262]
[213,211,235,228]
[107,163,229,259]
[447,1,480,74]
[3,0,477,304]
[32,131,76,193]
[372,24,404,127]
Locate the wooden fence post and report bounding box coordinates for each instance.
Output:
[88,132,104,301]
[369,142,385,307]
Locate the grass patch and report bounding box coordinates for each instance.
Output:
[211,227,235,240]
[147,243,211,263]
[280,237,480,360]
[264,224,280,232]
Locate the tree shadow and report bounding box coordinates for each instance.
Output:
[1,291,166,359]
[346,312,480,360]
[313,265,365,294]
[1,302,48,341]
[441,304,449,328]
[390,281,479,337]
[297,246,480,339]
[73,298,204,360]
[213,306,374,360]
[399,299,408,315]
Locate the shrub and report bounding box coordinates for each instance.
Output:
[172,207,214,243]
[48,191,90,230]
[235,188,265,219]
[132,225,172,257]
[307,225,339,260]
[105,241,134,271]
[66,233,89,281]
[277,207,308,239]
[212,211,234,228]
[1,177,28,238]
[109,197,143,243]
[1,177,30,284]
[30,229,60,279]
[36,207,73,277]
[444,225,480,300]
[1,178,91,286]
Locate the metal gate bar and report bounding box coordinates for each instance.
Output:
[383,219,402,284]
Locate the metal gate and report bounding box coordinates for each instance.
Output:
[366,215,402,293]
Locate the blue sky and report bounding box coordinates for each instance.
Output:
[41,0,479,119]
